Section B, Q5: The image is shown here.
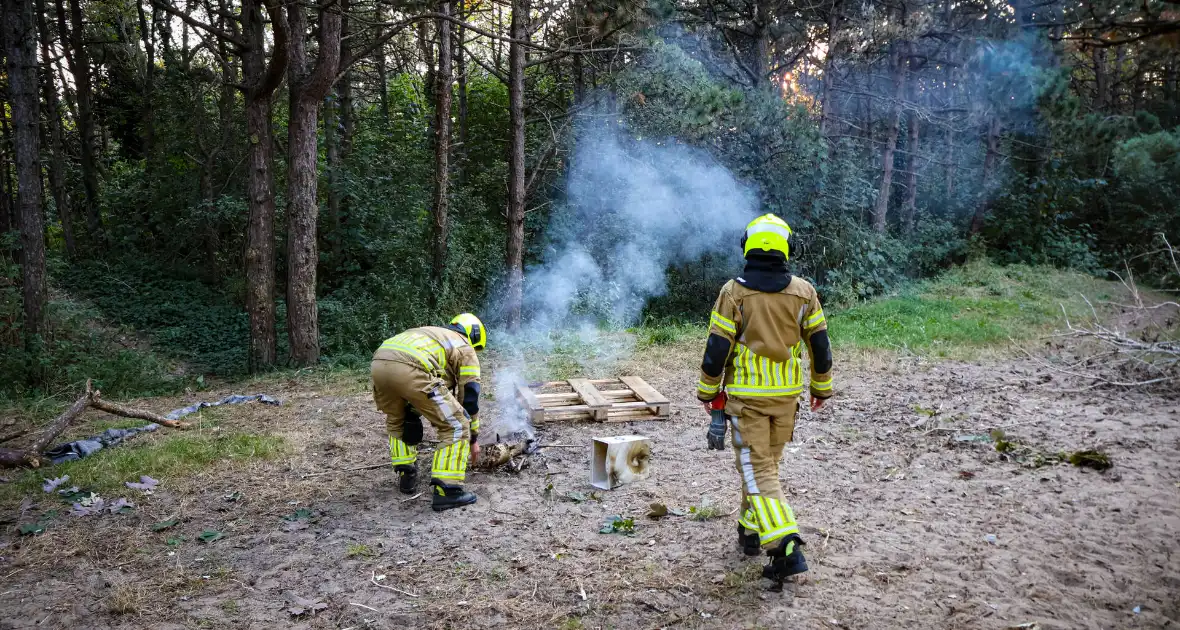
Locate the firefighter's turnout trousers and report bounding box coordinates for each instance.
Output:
[728,395,800,548]
[372,360,471,484]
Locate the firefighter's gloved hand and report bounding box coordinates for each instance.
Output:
[707,411,728,450]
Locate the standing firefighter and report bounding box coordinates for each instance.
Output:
[371,314,486,512]
[697,214,833,590]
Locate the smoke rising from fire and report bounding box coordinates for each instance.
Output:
[484,119,758,440]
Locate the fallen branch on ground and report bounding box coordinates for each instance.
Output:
[0,380,192,469]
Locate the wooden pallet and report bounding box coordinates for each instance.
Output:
[515,376,670,423]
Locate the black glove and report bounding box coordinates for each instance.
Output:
[707,409,728,450]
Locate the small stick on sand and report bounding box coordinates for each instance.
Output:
[350,602,380,613]
[300,462,388,478]
[371,571,419,597]
[401,492,423,502]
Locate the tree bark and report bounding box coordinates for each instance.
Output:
[872,43,906,235]
[970,116,1000,234]
[325,0,352,267]
[455,0,469,169]
[241,0,287,372]
[0,112,12,236]
[374,4,390,123]
[901,107,919,238]
[818,3,840,138]
[36,0,76,257]
[505,0,530,332]
[5,0,48,343]
[136,0,156,161]
[430,0,454,307]
[945,125,955,198]
[325,89,342,262]
[751,0,771,88]
[57,0,102,237]
[1092,47,1107,111]
[286,1,342,367]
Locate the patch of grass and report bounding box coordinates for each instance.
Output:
[722,563,763,587]
[107,584,143,615]
[688,503,724,521]
[0,431,284,506]
[346,543,376,559]
[558,617,585,630]
[833,260,1122,357]
[635,322,702,347]
[219,599,240,615]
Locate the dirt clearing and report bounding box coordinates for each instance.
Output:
[1,351,1178,629]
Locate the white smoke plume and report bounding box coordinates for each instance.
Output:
[484,120,758,440]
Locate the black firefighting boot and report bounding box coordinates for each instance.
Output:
[737,524,761,557]
[762,535,808,592]
[394,465,418,495]
[430,480,477,512]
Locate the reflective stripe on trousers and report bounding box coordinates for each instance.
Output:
[389,436,417,467]
[431,441,470,481]
[429,385,469,482]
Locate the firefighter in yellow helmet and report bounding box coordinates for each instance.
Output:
[371,314,486,511]
[696,214,833,590]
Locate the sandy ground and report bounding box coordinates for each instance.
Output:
[1,348,1178,630]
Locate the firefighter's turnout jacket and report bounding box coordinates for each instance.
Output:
[697,277,832,409]
[372,326,481,483]
[696,266,833,549]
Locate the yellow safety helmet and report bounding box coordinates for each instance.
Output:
[450,313,487,351]
[741,213,793,259]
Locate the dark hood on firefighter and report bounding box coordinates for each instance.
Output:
[737,252,792,292]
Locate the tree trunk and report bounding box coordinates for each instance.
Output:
[36,0,76,257]
[751,0,771,88]
[818,3,839,138]
[505,0,529,332]
[5,0,48,343]
[136,0,156,161]
[430,0,454,308]
[0,117,10,238]
[0,113,12,236]
[199,163,219,280]
[970,116,1000,234]
[325,0,352,269]
[1092,47,1107,111]
[285,1,342,367]
[325,90,342,263]
[374,4,390,123]
[945,125,955,198]
[418,20,436,114]
[57,0,102,237]
[901,108,919,238]
[872,43,905,235]
[455,0,469,169]
[241,0,287,372]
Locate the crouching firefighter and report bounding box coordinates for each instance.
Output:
[697,214,834,590]
[371,314,486,512]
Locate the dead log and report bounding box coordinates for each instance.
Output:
[0,428,28,444]
[0,380,190,469]
[0,446,46,468]
[28,379,95,454]
[475,441,528,469]
[89,397,189,428]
